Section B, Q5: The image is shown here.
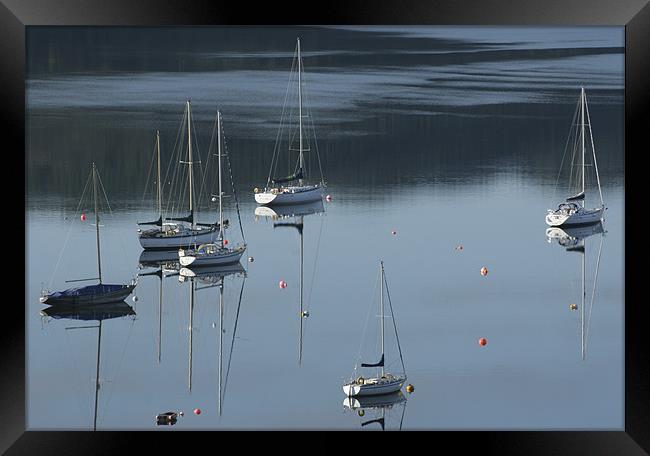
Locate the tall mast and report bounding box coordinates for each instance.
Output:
[297,38,304,187]
[218,111,224,244]
[156,130,162,228]
[380,261,385,378]
[187,101,195,228]
[188,280,194,391]
[584,91,605,207]
[580,87,585,207]
[299,215,304,365]
[581,240,586,361]
[93,320,102,431]
[92,163,102,283]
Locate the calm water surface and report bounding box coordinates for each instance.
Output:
[26,26,624,430]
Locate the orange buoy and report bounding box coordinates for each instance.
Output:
[478,338,487,346]
[406,384,414,393]
[279,280,287,289]
[480,266,488,276]
[193,408,201,415]
[80,213,86,221]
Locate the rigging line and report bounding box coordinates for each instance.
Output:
[99,317,137,425]
[585,234,604,345]
[96,169,130,276]
[192,108,211,213]
[223,275,246,407]
[223,122,246,244]
[399,399,407,431]
[139,134,159,207]
[48,169,93,289]
[351,271,380,379]
[554,100,580,195]
[166,109,188,217]
[162,108,186,217]
[301,71,325,185]
[383,269,406,374]
[584,95,604,206]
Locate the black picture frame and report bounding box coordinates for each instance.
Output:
[4,0,648,453]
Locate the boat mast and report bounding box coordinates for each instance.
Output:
[93,320,102,431]
[158,267,163,364]
[188,280,194,391]
[187,101,195,229]
[218,111,224,244]
[218,278,224,416]
[298,38,304,187]
[581,239,586,360]
[92,163,102,283]
[380,261,385,378]
[299,215,304,365]
[156,130,163,231]
[580,87,586,208]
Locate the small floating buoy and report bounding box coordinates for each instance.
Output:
[478,337,487,346]
[302,310,310,318]
[179,411,184,417]
[248,256,254,263]
[212,322,217,328]
[193,408,201,415]
[325,194,332,202]
[569,303,578,311]
[391,230,397,235]
[211,196,217,202]
[279,280,287,289]
[406,384,414,393]
[480,266,488,276]
[357,410,365,417]
[80,213,86,222]
[254,187,259,193]
[223,239,229,246]
[132,296,138,303]
[455,245,463,251]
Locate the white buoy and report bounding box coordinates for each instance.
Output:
[132,296,139,303]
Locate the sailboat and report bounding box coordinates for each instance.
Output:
[178,111,246,267]
[546,222,605,360]
[254,199,325,365]
[343,261,407,397]
[254,38,326,206]
[40,163,136,305]
[546,88,605,227]
[138,102,221,250]
[40,300,136,431]
[343,391,407,430]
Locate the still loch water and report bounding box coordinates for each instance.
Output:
[26,26,624,430]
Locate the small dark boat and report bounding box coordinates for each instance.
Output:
[156,412,178,426]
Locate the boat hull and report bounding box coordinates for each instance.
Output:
[178,246,245,267]
[342,377,405,397]
[254,185,323,206]
[138,227,219,250]
[545,206,603,227]
[40,284,136,306]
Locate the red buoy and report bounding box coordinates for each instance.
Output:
[478,338,487,346]
[223,239,229,245]
[80,213,86,222]
[279,280,287,289]
[480,266,488,276]
[193,408,201,415]
[325,194,332,202]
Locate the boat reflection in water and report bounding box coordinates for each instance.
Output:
[342,391,408,430]
[138,249,181,273]
[546,221,605,360]
[40,300,136,431]
[254,200,325,365]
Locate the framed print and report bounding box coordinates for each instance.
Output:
[4,0,649,453]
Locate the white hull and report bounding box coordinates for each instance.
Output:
[139,227,218,250]
[255,185,323,206]
[343,377,406,397]
[178,246,245,267]
[545,206,603,227]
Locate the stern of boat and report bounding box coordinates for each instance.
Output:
[255,191,277,205]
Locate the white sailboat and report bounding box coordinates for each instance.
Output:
[546,88,605,227]
[343,261,407,397]
[138,101,220,250]
[254,38,325,206]
[178,110,246,267]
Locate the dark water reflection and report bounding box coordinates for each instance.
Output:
[27,26,623,430]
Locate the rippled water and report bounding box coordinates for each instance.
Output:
[26,26,624,430]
